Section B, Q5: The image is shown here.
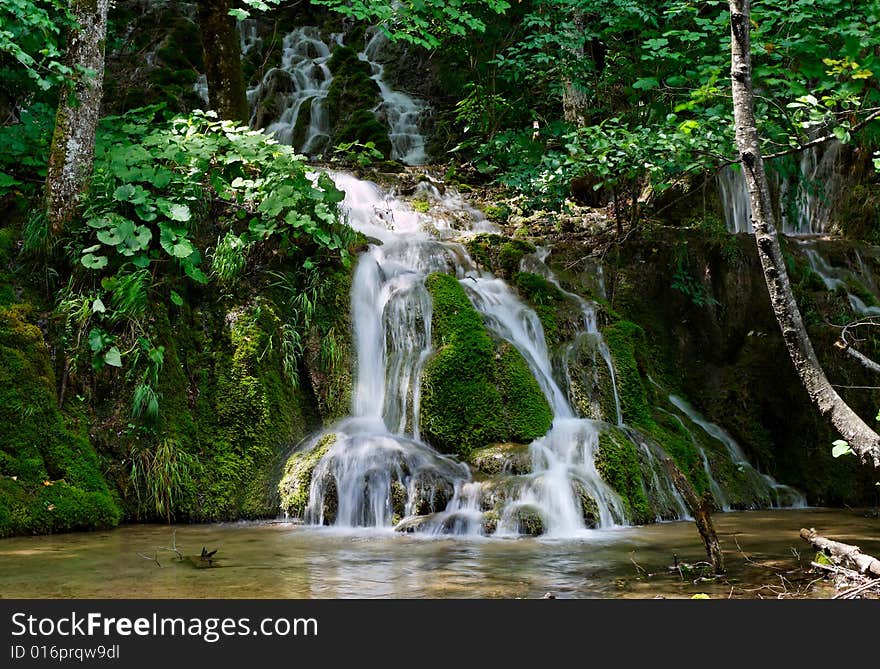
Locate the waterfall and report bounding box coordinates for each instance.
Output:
[718,141,844,236]
[242,25,431,164]
[247,27,340,155]
[359,28,430,165]
[279,170,805,535]
[801,242,880,317]
[668,395,806,508]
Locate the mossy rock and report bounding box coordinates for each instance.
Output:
[278,433,336,517]
[0,304,121,537]
[595,428,651,525]
[325,44,391,157]
[509,504,545,536]
[468,443,532,476]
[465,234,536,279]
[419,273,551,458]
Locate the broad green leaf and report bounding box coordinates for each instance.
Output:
[91,298,106,313]
[81,253,108,269]
[88,327,109,352]
[97,228,124,245]
[831,440,853,458]
[113,183,137,202]
[103,346,122,367]
[170,290,184,306]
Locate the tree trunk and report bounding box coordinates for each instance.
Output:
[800,528,880,577]
[562,10,588,126]
[44,0,110,235]
[727,0,880,468]
[663,458,725,575]
[197,0,249,123]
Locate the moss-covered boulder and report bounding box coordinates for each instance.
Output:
[469,443,532,476]
[595,428,651,525]
[509,504,545,536]
[465,234,535,280]
[278,433,335,517]
[0,305,121,537]
[419,273,552,458]
[325,45,391,157]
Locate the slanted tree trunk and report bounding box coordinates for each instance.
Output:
[728,0,880,468]
[44,0,110,235]
[663,458,724,575]
[197,0,249,123]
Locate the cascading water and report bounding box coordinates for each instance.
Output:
[359,28,430,165]
[718,141,844,236]
[668,395,806,508]
[248,27,340,155]
[801,242,880,316]
[280,170,803,535]
[242,24,431,164]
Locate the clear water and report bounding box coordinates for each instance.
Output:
[0,509,875,598]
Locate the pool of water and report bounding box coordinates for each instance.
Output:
[0,508,876,598]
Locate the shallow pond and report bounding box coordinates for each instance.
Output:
[0,508,877,598]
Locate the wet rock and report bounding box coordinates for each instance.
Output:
[469,443,532,476]
[511,504,545,536]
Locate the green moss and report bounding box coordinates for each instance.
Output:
[420,273,551,458]
[420,273,508,457]
[278,433,335,517]
[0,304,121,537]
[496,343,553,441]
[465,234,535,279]
[411,198,430,213]
[325,45,391,157]
[601,320,652,425]
[513,271,565,344]
[596,428,651,524]
[511,504,545,536]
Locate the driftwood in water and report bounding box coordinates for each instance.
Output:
[663,458,725,575]
[800,528,880,577]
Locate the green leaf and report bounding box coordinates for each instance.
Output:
[691,593,710,599]
[103,346,122,367]
[159,201,192,222]
[831,440,854,458]
[0,172,22,188]
[183,262,209,284]
[88,328,110,352]
[171,239,195,258]
[81,254,108,269]
[97,228,124,245]
[113,184,137,202]
[130,254,150,269]
[228,7,249,20]
[170,290,184,307]
[91,298,106,314]
[633,77,660,90]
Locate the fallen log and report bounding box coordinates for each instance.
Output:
[800,528,880,578]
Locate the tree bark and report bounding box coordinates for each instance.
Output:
[728,0,880,468]
[44,0,110,235]
[197,0,249,123]
[663,458,725,575]
[562,10,588,126]
[800,528,880,577]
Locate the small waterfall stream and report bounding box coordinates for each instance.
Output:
[718,141,844,235]
[239,25,430,164]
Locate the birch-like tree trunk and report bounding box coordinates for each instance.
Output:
[44,0,110,235]
[728,0,880,468]
[197,0,249,123]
